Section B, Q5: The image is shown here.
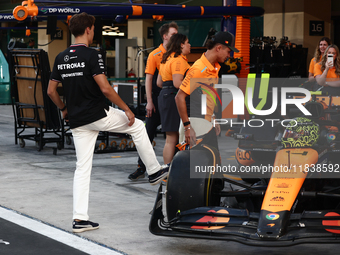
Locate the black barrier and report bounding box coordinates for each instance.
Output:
[249,36,308,78]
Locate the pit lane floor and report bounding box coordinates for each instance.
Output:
[0,105,338,255]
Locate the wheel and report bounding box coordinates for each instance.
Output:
[166,147,224,221]
[36,140,45,151]
[119,142,126,150]
[98,142,106,150]
[57,142,63,150]
[110,140,117,148]
[152,140,156,147]
[128,140,135,148]
[121,138,128,145]
[19,138,25,148]
[65,136,72,145]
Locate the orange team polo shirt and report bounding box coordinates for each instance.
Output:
[179,53,221,121]
[145,44,166,75]
[309,57,321,74]
[314,62,340,78]
[159,53,190,82]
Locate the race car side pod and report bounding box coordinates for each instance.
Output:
[13,0,264,21]
[257,148,318,240]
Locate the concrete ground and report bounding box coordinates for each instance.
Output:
[0,105,339,255]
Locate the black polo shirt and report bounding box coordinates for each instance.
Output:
[50,44,109,129]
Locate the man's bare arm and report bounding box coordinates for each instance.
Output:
[145,73,155,117]
[47,80,68,119]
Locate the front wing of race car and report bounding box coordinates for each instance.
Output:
[150,185,340,247]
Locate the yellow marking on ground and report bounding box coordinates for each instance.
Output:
[223,174,242,181]
[111,156,122,158]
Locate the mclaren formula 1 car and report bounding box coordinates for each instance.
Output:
[149,92,340,246]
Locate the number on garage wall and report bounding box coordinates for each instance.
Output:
[309,21,324,36]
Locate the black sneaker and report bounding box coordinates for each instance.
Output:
[128,167,146,181]
[149,164,170,185]
[72,220,99,233]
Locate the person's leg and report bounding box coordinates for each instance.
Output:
[136,95,161,170]
[163,131,179,165]
[104,107,161,175]
[71,126,99,221]
[129,111,161,181]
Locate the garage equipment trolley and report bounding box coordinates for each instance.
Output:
[8,48,64,153]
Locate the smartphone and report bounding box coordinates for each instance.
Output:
[328,54,334,67]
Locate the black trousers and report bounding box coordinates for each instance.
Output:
[138,93,161,170]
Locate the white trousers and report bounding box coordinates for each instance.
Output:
[71,106,161,220]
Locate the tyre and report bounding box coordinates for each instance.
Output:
[110,140,117,148]
[65,136,72,145]
[57,141,63,150]
[166,147,224,221]
[128,140,135,148]
[119,142,126,150]
[36,140,45,151]
[98,142,106,150]
[19,138,25,148]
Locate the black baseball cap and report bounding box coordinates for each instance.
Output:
[212,31,239,53]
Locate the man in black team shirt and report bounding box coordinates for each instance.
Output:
[47,12,169,233]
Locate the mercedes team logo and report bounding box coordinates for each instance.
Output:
[64,55,69,62]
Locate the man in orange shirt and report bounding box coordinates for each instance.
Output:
[128,22,178,181]
[175,31,239,147]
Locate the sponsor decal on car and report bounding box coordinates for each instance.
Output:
[266,213,280,220]
[270,196,285,202]
[274,183,292,188]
